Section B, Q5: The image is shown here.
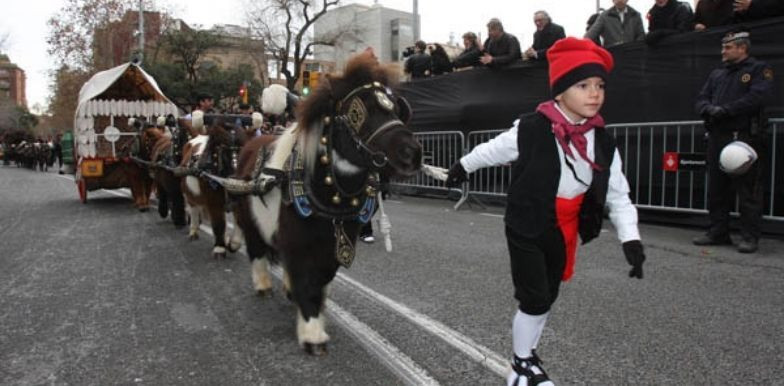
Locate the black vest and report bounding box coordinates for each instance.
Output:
[504,112,616,244]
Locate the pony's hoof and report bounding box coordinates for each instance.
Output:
[213,251,227,259]
[256,288,273,298]
[138,207,149,213]
[285,290,293,302]
[188,233,199,241]
[303,343,328,356]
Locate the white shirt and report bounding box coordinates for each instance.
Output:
[459,107,640,242]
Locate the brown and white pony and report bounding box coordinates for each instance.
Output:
[180,118,247,258]
[142,117,187,227]
[227,52,422,354]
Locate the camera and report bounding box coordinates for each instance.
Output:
[401,46,415,59]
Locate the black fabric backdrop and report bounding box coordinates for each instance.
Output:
[397,17,784,132]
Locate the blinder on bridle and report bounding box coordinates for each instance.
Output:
[331,81,412,168]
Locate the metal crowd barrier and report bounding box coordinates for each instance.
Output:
[395,119,783,222]
[392,131,464,194]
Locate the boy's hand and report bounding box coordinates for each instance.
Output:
[445,162,468,188]
[622,240,645,279]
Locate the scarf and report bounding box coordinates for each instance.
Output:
[536,100,604,170]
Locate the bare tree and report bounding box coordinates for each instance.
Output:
[245,0,348,91]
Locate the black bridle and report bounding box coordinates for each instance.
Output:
[328,81,410,170]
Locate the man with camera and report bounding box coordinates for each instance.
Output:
[693,29,774,253]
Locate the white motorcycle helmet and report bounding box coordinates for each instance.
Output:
[719,140,758,175]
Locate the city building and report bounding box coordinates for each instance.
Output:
[0,54,27,107]
[313,3,417,69]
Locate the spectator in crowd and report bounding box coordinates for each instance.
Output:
[524,11,565,61]
[694,0,735,30]
[453,32,482,69]
[481,18,522,67]
[646,0,695,44]
[693,30,774,253]
[585,0,645,47]
[405,40,432,79]
[446,37,645,386]
[429,44,453,75]
[733,0,784,21]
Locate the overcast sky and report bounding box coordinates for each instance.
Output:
[1,0,660,115]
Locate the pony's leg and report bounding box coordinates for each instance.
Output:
[170,177,186,228]
[206,194,228,259]
[187,203,200,240]
[227,216,244,253]
[282,268,292,300]
[251,256,273,297]
[157,179,170,219]
[291,271,333,355]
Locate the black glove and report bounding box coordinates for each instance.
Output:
[445,161,468,188]
[622,240,645,279]
[705,105,728,120]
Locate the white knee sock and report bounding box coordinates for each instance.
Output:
[531,311,549,351]
[512,310,548,359]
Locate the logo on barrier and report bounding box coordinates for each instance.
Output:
[663,152,705,172]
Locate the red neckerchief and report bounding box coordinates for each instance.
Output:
[536,100,604,170]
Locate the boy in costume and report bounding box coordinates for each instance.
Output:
[446,37,646,386]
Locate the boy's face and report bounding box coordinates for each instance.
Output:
[555,76,605,120]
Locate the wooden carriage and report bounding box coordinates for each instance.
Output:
[73,62,178,203]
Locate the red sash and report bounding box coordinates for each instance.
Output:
[556,194,584,281]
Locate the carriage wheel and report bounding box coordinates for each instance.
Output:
[77,178,87,204]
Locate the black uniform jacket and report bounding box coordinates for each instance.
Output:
[695,56,775,134]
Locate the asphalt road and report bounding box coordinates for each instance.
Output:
[1,165,782,385]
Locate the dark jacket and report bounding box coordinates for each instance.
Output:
[405,52,432,78]
[694,0,735,28]
[431,51,453,75]
[585,6,645,47]
[453,45,481,69]
[505,112,616,244]
[695,57,775,134]
[532,23,566,59]
[647,1,695,44]
[482,32,522,67]
[736,0,784,21]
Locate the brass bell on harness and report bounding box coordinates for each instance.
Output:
[320,136,328,145]
[320,154,330,165]
[324,175,334,186]
[332,193,342,205]
[350,197,360,207]
[323,116,331,125]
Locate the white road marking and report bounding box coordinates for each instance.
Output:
[335,273,509,378]
[480,213,504,218]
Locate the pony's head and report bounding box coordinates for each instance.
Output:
[298,51,422,177]
[205,117,249,177]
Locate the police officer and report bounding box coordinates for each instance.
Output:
[693,29,774,253]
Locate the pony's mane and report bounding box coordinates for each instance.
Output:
[297,51,400,131]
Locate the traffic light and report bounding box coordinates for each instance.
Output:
[302,70,311,96]
[310,71,320,90]
[239,81,249,104]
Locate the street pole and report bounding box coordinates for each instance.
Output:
[413,0,419,42]
[596,0,601,13]
[138,0,145,64]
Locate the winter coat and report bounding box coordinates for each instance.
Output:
[585,6,645,47]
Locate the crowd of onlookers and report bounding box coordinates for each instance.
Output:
[404,0,784,79]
